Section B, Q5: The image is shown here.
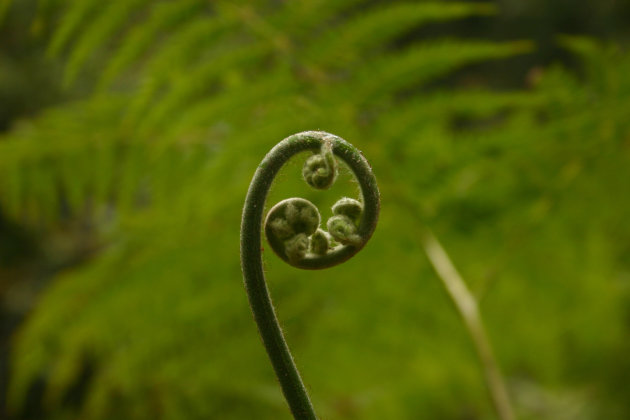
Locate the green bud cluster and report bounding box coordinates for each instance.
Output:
[327,197,363,246]
[266,198,322,263]
[302,141,337,189]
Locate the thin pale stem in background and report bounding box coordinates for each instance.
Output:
[421,230,516,420]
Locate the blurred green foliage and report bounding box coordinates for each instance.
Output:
[0,0,64,131]
[1,0,629,419]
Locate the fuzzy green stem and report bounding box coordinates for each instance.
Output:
[240,131,379,419]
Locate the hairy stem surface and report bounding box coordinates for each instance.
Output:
[240,131,379,419]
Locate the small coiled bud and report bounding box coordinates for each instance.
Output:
[265,198,321,263]
[284,233,309,263]
[309,229,330,255]
[332,197,363,223]
[302,141,337,190]
[269,217,294,240]
[267,198,320,238]
[327,214,362,246]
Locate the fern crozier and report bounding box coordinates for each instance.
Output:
[240,131,380,419]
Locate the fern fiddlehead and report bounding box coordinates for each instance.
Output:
[240,131,380,419]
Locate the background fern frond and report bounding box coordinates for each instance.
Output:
[2,1,630,419]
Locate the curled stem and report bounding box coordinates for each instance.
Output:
[240,131,380,419]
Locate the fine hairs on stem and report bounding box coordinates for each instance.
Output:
[240,131,380,419]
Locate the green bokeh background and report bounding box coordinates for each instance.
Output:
[1,1,630,419]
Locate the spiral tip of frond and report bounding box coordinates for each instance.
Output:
[265,198,322,263]
[285,233,309,263]
[302,142,337,190]
[326,214,362,246]
[310,229,330,255]
[257,132,378,268]
[288,201,319,234]
[269,217,294,240]
[242,131,379,418]
[332,197,363,223]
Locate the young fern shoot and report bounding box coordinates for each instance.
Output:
[240,131,380,419]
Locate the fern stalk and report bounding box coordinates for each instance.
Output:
[240,131,380,418]
[422,230,516,420]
